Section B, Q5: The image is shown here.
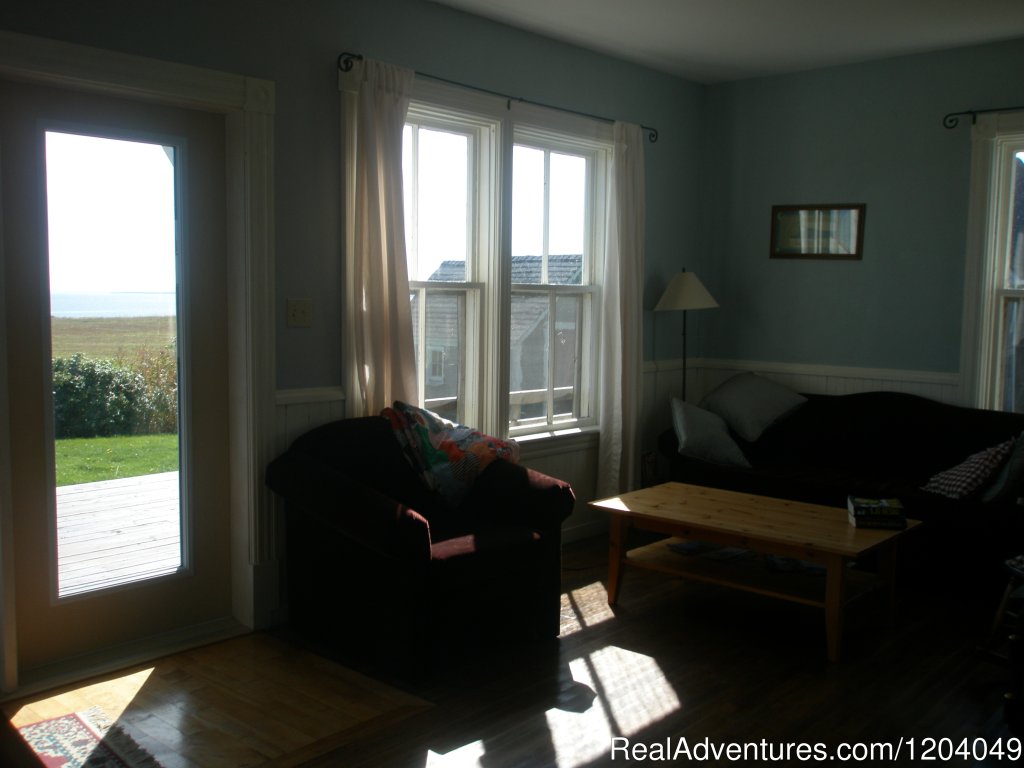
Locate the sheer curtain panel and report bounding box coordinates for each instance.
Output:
[340,59,417,416]
[596,123,645,497]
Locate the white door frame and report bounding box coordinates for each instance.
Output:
[0,30,276,693]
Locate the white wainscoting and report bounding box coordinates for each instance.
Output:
[517,430,602,543]
[274,387,347,453]
[274,360,960,547]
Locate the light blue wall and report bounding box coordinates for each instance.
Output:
[4,1,1023,380]
[0,0,703,387]
[699,38,1024,373]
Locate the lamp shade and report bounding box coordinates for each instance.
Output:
[654,271,718,312]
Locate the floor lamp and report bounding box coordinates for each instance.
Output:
[654,270,718,401]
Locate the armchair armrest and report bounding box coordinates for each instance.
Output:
[461,458,575,532]
[266,450,432,563]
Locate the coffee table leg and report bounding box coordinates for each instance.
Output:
[825,554,847,662]
[607,514,628,605]
[877,541,898,625]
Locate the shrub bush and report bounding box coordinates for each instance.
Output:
[53,354,146,438]
[122,348,178,434]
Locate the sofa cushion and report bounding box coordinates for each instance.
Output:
[671,398,750,467]
[921,438,1015,499]
[700,372,807,443]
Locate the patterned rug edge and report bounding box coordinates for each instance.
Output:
[18,706,164,768]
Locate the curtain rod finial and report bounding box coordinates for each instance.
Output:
[338,52,364,73]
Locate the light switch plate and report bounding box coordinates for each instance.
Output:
[286,298,312,328]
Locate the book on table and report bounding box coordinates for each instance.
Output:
[847,495,907,529]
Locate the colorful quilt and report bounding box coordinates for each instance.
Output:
[382,401,520,507]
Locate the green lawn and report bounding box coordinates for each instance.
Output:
[55,433,179,486]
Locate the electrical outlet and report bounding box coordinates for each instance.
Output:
[286,298,312,328]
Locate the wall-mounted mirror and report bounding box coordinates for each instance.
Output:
[770,203,865,259]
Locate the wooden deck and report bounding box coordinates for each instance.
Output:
[55,472,182,597]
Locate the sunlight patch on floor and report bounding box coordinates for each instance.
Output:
[424,644,680,768]
[425,738,487,766]
[544,646,681,768]
[559,581,615,637]
[8,667,154,728]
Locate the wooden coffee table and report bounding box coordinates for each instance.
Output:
[589,482,920,661]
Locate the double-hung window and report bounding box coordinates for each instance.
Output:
[964,113,1024,411]
[402,84,609,437]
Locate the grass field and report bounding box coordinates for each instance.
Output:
[55,433,179,486]
[51,315,176,359]
[52,316,179,484]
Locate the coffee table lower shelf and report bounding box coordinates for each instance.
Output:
[625,537,880,611]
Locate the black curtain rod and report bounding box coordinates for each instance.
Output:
[943,105,1024,129]
[338,51,659,143]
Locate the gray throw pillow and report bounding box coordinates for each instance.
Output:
[671,398,751,467]
[700,372,807,443]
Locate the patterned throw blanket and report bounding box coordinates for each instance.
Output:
[382,401,520,507]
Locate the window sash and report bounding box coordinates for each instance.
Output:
[409,282,481,423]
[508,285,597,434]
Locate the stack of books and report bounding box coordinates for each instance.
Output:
[847,496,907,529]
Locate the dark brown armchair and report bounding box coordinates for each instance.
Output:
[265,415,574,676]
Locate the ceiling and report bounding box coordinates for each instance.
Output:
[428,0,1024,83]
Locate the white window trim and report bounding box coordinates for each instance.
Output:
[962,112,1024,408]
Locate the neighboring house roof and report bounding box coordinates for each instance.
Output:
[423,254,583,347]
[427,254,582,285]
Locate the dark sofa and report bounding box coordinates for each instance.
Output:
[660,380,1024,578]
[265,414,574,676]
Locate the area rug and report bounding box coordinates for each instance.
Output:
[17,707,163,768]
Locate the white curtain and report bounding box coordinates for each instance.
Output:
[596,122,645,497]
[341,60,418,416]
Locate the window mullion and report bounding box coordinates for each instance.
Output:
[416,286,427,405]
[409,125,420,280]
[546,290,556,427]
[542,150,550,285]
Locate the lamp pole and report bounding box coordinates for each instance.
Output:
[654,269,718,403]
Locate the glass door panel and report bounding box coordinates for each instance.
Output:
[45,131,183,598]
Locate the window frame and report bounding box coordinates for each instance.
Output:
[962,112,1024,410]
[403,80,611,437]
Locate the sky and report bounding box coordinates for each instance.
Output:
[47,127,590,295]
[404,125,586,281]
[45,131,176,295]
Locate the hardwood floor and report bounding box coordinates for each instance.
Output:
[2,633,429,767]
[326,535,1019,767]
[2,533,1018,767]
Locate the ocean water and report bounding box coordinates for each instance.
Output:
[51,292,176,318]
